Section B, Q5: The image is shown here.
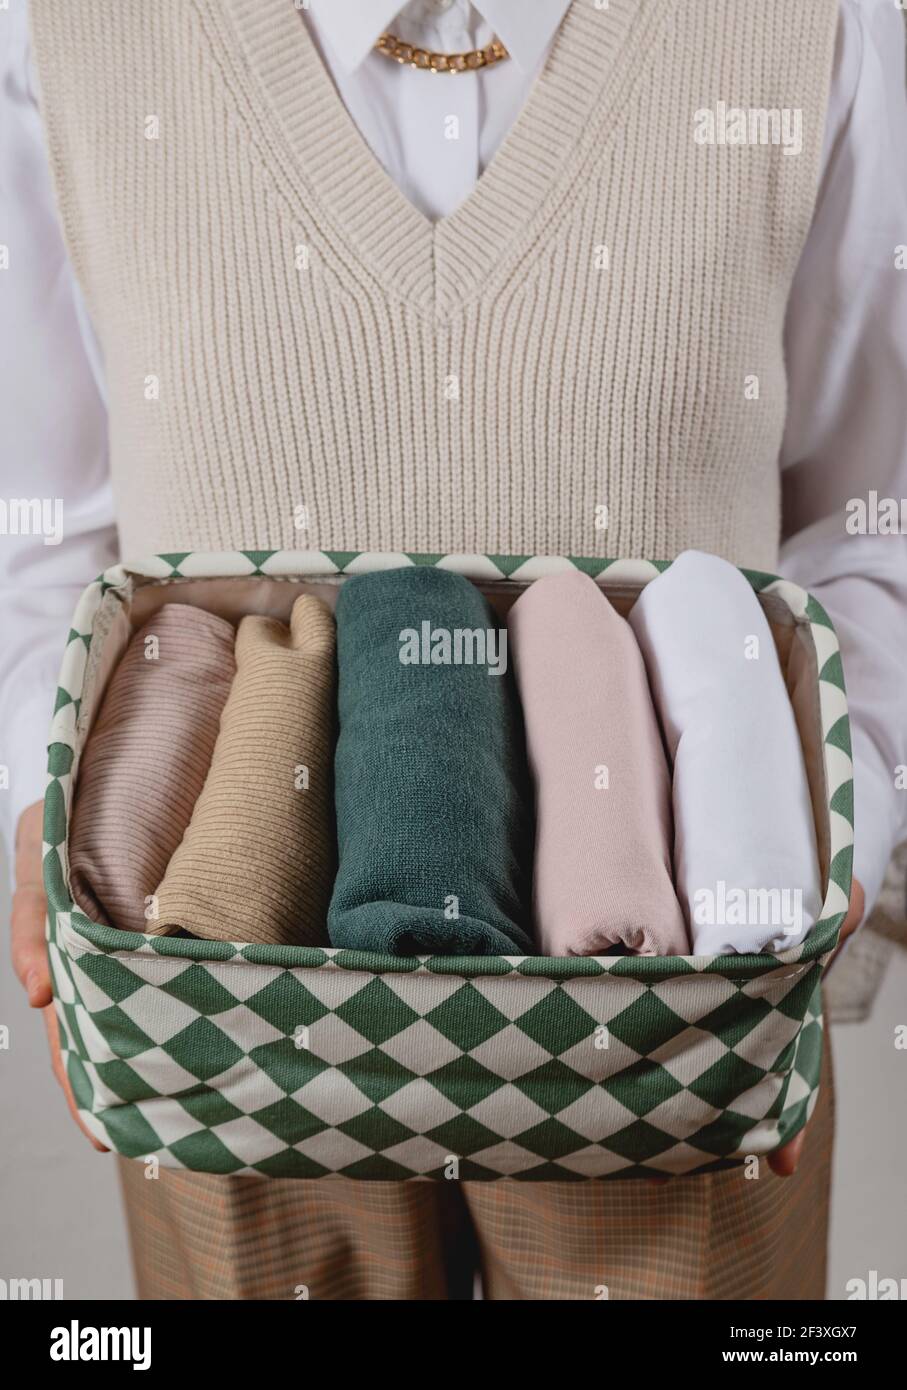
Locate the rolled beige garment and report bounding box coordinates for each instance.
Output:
[69,604,236,933]
[150,595,337,946]
[507,569,689,956]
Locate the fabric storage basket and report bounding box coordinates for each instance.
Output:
[43,551,853,1180]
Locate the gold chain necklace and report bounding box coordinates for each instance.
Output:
[375,32,510,73]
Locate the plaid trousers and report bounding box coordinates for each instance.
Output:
[120,1029,834,1300]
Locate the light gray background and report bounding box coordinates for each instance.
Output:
[2,840,905,1300]
[2,0,905,1311]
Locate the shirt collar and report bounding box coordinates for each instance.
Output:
[308,0,571,76]
[477,0,571,72]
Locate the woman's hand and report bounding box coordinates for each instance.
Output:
[766,877,865,1177]
[4,800,869,1170]
[9,800,108,1152]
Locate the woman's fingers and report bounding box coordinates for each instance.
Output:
[767,1128,806,1178]
[10,801,52,1003]
[831,877,866,964]
[11,801,108,1151]
[10,881,53,1005]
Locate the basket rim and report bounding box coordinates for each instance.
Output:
[43,549,854,981]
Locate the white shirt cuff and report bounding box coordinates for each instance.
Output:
[1,685,56,873]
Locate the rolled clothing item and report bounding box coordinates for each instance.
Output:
[328,566,534,955]
[150,595,336,946]
[628,550,823,954]
[69,604,236,933]
[507,569,688,956]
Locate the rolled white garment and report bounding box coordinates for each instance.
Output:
[628,550,823,955]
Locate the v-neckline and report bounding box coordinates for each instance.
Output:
[224,0,654,320]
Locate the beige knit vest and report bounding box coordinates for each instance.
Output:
[30,0,837,568]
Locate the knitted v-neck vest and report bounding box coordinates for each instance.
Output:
[30,0,838,567]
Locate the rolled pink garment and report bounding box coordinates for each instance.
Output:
[507,570,689,956]
[69,604,236,932]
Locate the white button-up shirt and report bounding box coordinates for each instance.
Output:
[1,0,906,915]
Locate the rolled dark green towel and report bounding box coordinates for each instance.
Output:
[328,567,535,955]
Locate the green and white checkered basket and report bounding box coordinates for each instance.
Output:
[44,551,853,1179]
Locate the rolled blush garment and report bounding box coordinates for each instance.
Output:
[507,569,688,956]
[327,566,535,956]
[150,595,336,946]
[628,550,823,954]
[69,604,236,933]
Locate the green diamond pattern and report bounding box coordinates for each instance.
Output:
[44,551,849,1178]
[425,987,509,1050]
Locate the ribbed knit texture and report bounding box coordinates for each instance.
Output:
[508,570,688,956]
[328,568,534,955]
[29,0,838,568]
[151,596,336,946]
[69,605,235,933]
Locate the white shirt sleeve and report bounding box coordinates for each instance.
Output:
[780,0,907,915]
[0,0,117,863]
[3,0,906,926]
